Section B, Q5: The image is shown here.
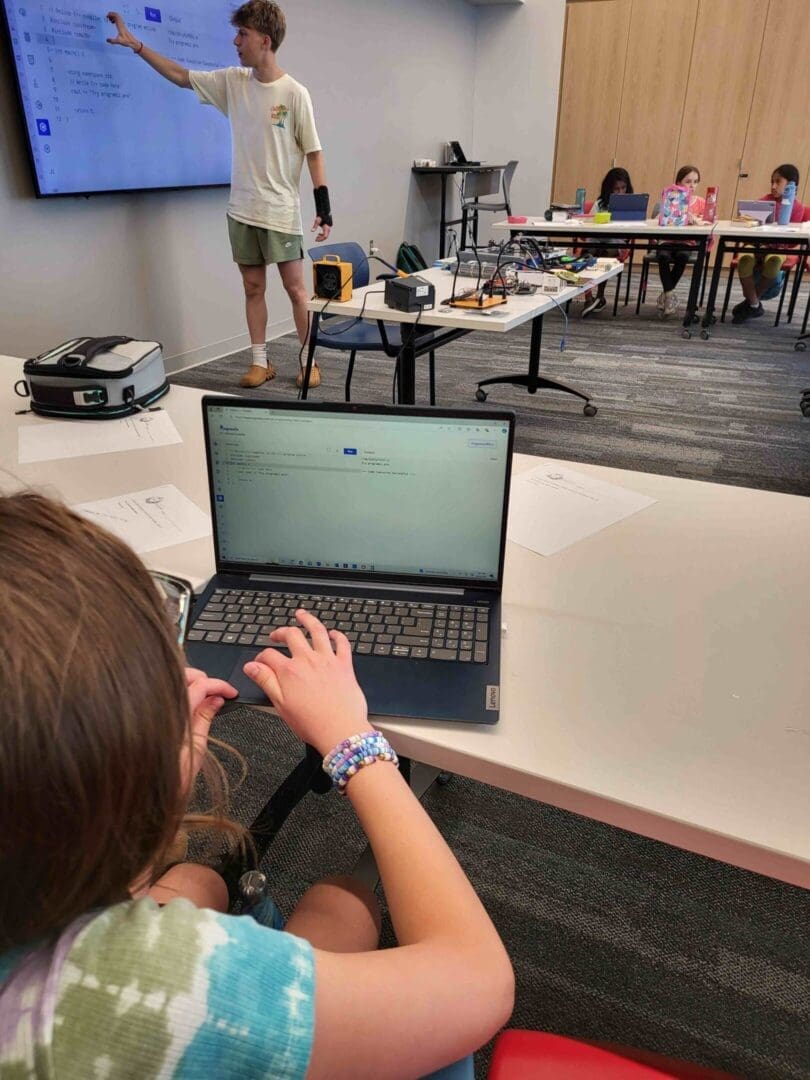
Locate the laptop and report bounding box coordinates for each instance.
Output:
[737,199,775,224]
[185,398,516,725]
[608,193,649,221]
[450,140,481,167]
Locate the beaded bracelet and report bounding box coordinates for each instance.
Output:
[322,731,398,795]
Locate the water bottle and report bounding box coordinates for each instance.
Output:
[778,181,796,225]
[704,186,718,224]
[239,870,285,930]
[575,187,586,213]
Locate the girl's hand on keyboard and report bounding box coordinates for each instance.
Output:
[243,609,371,756]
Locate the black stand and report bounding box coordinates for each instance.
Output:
[474,311,597,415]
[216,742,412,904]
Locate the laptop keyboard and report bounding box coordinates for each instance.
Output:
[187,588,490,663]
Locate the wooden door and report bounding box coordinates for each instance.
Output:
[551,0,632,206]
[614,0,699,207]
[735,0,810,208]
[676,0,768,222]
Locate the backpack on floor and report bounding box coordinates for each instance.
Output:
[15,336,169,419]
[396,242,429,274]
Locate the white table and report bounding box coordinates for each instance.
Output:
[492,217,715,331]
[699,220,810,339]
[3,359,809,889]
[304,263,623,413]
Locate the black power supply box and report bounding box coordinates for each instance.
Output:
[384,274,435,313]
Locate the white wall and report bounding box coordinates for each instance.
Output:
[472,0,566,239]
[0,0,564,370]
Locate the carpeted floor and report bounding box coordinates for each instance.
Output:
[172,277,810,497]
[177,284,810,1079]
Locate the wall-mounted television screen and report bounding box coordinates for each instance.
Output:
[1,1,236,196]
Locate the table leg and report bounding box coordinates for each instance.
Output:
[474,313,597,415]
[624,241,635,305]
[786,244,807,323]
[682,236,707,335]
[613,269,622,316]
[397,323,418,405]
[439,174,448,260]
[700,237,726,339]
[300,311,320,399]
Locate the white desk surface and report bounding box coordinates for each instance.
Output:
[710,219,810,241]
[306,264,622,334]
[492,217,715,237]
[3,359,808,889]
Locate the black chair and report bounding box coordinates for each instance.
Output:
[635,248,703,314]
[719,246,797,326]
[306,242,439,403]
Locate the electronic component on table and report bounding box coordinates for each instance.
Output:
[384,275,436,313]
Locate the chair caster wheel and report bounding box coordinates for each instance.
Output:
[700,330,710,340]
[801,399,810,417]
[796,340,807,352]
[682,329,691,339]
[583,403,597,417]
[436,772,451,786]
[475,388,487,402]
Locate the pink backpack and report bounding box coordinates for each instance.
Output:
[659,184,690,226]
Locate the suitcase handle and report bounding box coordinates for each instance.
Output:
[63,335,133,367]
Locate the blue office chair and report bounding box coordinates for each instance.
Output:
[306,242,438,403]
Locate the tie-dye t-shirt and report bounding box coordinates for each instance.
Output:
[0,898,315,1078]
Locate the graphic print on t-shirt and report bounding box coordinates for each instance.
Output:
[271,104,289,129]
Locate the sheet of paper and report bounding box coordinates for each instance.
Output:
[507,462,656,556]
[18,411,182,464]
[72,484,211,555]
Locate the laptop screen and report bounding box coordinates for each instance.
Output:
[204,401,513,586]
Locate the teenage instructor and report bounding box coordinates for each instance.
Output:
[106,1,331,390]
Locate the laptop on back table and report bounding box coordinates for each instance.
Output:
[185,398,515,725]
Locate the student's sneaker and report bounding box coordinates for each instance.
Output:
[296,363,321,389]
[239,362,276,388]
[582,295,606,318]
[731,302,764,324]
[731,299,750,319]
[664,292,680,316]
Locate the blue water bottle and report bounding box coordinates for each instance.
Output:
[778,180,796,225]
[575,187,586,213]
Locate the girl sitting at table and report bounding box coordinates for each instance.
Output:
[654,164,706,318]
[732,163,806,324]
[0,490,514,1079]
[582,166,635,317]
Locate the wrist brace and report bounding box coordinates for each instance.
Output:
[313,185,332,227]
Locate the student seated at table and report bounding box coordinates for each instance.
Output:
[653,164,706,318]
[732,163,806,324]
[0,491,514,1079]
[582,167,635,317]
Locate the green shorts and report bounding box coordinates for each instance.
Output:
[227,216,304,266]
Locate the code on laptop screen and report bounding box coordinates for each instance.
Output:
[206,405,511,583]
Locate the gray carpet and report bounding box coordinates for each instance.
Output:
[172,278,810,497]
[178,287,810,1079]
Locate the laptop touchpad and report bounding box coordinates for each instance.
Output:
[227,648,270,705]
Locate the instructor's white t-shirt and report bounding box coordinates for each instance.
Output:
[189,67,321,235]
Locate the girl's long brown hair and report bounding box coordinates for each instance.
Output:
[0,491,242,948]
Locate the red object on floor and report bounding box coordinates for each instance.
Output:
[488,1031,740,1079]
